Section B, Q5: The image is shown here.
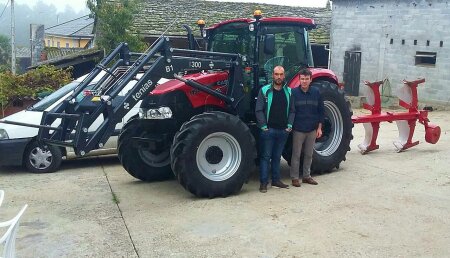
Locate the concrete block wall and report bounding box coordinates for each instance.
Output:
[330,0,450,105]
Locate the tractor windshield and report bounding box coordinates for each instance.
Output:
[208,22,255,60]
[259,25,313,83]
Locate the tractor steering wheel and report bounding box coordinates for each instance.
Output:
[263,56,288,74]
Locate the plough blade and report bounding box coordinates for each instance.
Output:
[358,122,379,154]
[393,120,418,152]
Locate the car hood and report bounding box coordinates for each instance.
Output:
[0,110,43,139]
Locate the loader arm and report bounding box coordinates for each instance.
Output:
[37,37,244,156]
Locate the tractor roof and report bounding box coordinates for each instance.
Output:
[207,17,316,30]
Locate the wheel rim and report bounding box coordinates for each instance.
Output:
[315,100,344,156]
[196,132,242,181]
[136,129,171,167]
[29,146,53,170]
[138,148,170,167]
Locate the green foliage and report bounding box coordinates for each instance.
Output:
[0,34,11,73]
[87,0,147,53]
[0,65,73,107]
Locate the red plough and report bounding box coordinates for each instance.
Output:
[351,78,441,154]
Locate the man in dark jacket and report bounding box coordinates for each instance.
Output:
[290,68,324,187]
[255,66,295,193]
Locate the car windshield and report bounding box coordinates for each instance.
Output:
[28,81,79,111]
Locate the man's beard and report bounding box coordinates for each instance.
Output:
[274,79,284,86]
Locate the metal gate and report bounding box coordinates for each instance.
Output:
[343,51,361,96]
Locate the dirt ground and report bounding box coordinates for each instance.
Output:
[1,110,449,257]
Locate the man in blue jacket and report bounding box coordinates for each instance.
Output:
[290,68,324,187]
[255,66,295,193]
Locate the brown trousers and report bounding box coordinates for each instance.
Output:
[289,130,316,179]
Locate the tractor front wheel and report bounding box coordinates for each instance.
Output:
[171,112,256,198]
[118,118,173,181]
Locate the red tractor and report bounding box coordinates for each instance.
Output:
[8,11,353,197]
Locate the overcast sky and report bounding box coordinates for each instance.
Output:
[12,0,329,13]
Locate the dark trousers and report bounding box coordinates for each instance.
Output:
[259,128,289,184]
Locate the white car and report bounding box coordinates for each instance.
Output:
[0,73,141,173]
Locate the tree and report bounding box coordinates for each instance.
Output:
[0,34,11,73]
[87,0,147,53]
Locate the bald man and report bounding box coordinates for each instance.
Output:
[255,66,295,193]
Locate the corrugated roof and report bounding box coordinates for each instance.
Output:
[16,46,31,58]
[45,15,94,38]
[131,0,331,44]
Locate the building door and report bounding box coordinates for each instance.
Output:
[343,51,361,96]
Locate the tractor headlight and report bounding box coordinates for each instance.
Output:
[139,107,173,119]
[0,129,9,140]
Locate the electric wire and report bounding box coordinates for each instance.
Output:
[0,0,10,19]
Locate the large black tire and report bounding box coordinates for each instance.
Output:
[283,80,353,173]
[118,117,173,181]
[170,111,256,198]
[24,140,63,173]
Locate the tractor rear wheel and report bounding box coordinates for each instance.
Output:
[118,118,173,181]
[171,111,256,198]
[283,80,353,173]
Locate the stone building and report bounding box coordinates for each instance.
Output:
[330,0,450,105]
[132,0,332,67]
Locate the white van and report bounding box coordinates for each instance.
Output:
[0,73,142,173]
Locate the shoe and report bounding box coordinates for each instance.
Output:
[292,179,301,187]
[302,177,318,185]
[259,183,268,193]
[272,181,289,188]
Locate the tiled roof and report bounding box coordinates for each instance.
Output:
[45,15,94,38]
[131,0,331,44]
[30,48,102,68]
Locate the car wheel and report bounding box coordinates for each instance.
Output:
[24,141,63,173]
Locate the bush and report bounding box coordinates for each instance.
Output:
[0,65,73,108]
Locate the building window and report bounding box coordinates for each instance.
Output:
[66,43,69,48]
[426,40,430,46]
[57,41,60,48]
[415,51,436,67]
[402,39,405,45]
[414,40,417,45]
[440,41,443,47]
[390,38,393,44]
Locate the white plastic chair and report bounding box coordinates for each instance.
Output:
[0,204,28,258]
[0,190,4,208]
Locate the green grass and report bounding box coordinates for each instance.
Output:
[112,191,120,204]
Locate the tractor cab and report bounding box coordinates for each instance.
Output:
[204,12,316,89]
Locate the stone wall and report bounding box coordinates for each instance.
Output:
[330,0,450,105]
